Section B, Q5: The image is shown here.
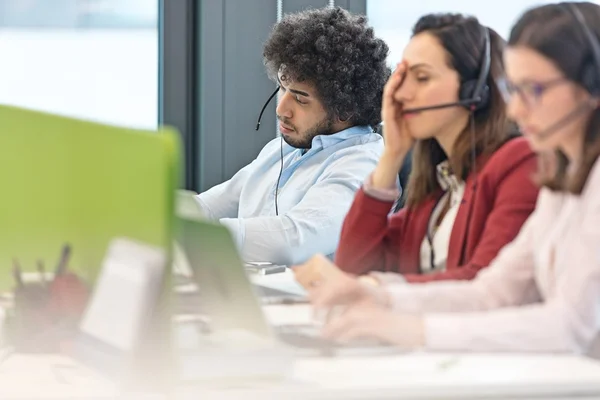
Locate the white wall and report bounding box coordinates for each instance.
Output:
[367,0,597,66]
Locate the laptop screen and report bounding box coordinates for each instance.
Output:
[176,217,273,338]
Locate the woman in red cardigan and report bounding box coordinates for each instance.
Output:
[294,14,539,287]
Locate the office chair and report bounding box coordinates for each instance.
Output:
[393,148,412,212]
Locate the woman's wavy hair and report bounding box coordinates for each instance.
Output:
[405,13,516,207]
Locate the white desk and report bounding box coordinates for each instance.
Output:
[0,353,118,399]
[5,351,600,400]
[179,353,600,400]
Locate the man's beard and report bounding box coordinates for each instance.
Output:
[280,116,335,149]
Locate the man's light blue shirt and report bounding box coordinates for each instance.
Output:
[196,125,384,265]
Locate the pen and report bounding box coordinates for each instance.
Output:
[37,259,46,286]
[55,243,71,277]
[12,259,23,288]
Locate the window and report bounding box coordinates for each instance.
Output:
[367,1,596,67]
[0,0,159,129]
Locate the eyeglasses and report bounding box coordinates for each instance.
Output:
[498,77,569,108]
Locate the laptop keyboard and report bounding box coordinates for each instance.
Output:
[255,285,307,303]
[255,285,290,297]
[275,324,387,351]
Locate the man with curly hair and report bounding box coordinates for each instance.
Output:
[196,7,390,265]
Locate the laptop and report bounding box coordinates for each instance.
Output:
[175,217,391,352]
[176,189,205,220]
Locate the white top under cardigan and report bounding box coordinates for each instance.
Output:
[419,161,465,274]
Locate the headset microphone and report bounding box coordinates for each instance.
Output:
[255,86,280,130]
[402,98,480,114]
[535,99,598,140]
[254,85,284,216]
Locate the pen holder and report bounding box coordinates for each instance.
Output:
[6,272,89,353]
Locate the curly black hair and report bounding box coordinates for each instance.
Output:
[263,6,390,128]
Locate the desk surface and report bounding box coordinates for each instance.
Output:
[4,351,600,400]
[180,352,600,400]
[4,269,600,399]
[182,269,600,399]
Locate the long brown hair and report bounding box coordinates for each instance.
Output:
[509,2,600,194]
[405,14,515,208]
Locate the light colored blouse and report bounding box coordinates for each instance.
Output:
[419,162,465,274]
[385,159,600,355]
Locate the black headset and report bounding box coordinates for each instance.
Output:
[401,23,492,114]
[564,3,600,96]
[460,24,492,111]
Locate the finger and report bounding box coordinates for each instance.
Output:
[383,63,406,95]
[325,304,348,324]
[312,306,329,325]
[290,263,304,279]
[321,307,361,339]
[309,286,337,308]
[291,264,311,287]
[383,72,404,102]
[394,60,409,82]
[321,313,353,340]
[311,277,354,307]
[392,80,406,103]
[394,60,407,78]
[291,258,316,283]
[294,269,314,289]
[295,267,322,289]
[312,253,329,263]
[320,262,342,280]
[334,324,371,343]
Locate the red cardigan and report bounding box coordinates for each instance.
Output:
[335,137,539,283]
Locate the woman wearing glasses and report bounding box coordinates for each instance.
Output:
[298,2,600,354]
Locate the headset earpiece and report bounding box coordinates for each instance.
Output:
[400,23,492,115]
[566,4,600,97]
[458,24,492,112]
[459,80,490,111]
[580,61,600,96]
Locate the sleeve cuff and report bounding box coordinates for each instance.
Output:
[423,314,469,351]
[362,173,401,202]
[219,218,245,253]
[368,271,407,286]
[385,284,431,314]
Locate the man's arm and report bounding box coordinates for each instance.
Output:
[220,149,381,265]
[196,159,258,220]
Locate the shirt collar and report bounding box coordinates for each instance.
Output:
[309,125,373,151]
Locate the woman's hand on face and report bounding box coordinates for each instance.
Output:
[372,61,416,189]
[381,61,416,160]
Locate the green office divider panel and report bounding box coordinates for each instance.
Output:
[0,104,181,291]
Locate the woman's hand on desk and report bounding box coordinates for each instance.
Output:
[291,254,389,308]
[321,302,425,348]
